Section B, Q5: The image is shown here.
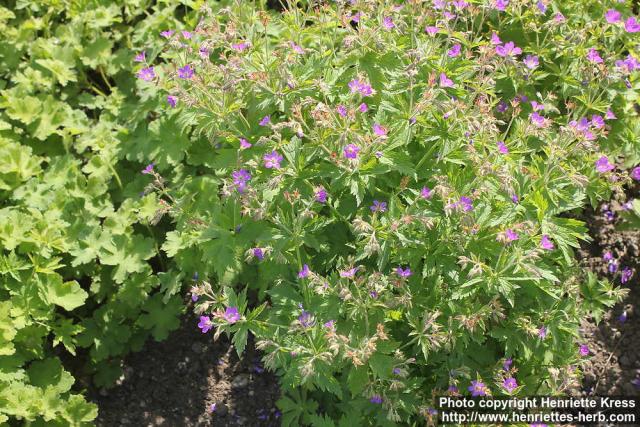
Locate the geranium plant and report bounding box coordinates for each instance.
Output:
[142,0,638,424]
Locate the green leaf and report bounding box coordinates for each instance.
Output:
[136,294,183,341]
[35,59,77,86]
[43,275,88,311]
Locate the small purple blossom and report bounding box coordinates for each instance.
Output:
[358,103,368,113]
[495,41,522,57]
[382,16,395,29]
[263,151,284,169]
[439,72,454,88]
[324,320,335,329]
[618,311,628,323]
[603,251,614,262]
[503,377,518,393]
[531,101,544,111]
[511,194,519,204]
[134,51,145,62]
[336,105,347,117]
[370,200,387,213]
[314,187,328,203]
[497,100,508,113]
[142,163,154,175]
[497,141,509,154]
[606,109,617,120]
[298,264,310,279]
[339,267,359,278]
[232,169,251,193]
[631,167,640,181]
[224,307,241,323]
[232,41,250,51]
[554,12,566,23]
[460,196,473,212]
[198,316,213,333]
[468,380,488,397]
[530,112,546,127]
[491,32,502,45]
[595,155,615,173]
[625,17,640,33]
[177,64,194,79]
[240,138,252,149]
[494,0,509,12]
[373,123,388,137]
[448,44,462,58]
[586,48,603,64]
[523,55,539,69]
[579,344,589,357]
[199,46,209,59]
[540,235,554,250]
[160,30,174,38]
[503,358,513,371]
[137,67,155,81]
[370,395,383,404]
[348,79,373,96]
[396,267,412,278]
[289,41,305,54]
[167,95,178,108]
[504,229,519,242]
[538,326,547,339]
[421,186,433,199]
[298,310,315,328]
[253,248,264,260]
[536,0,547,13]
[259,115,271,126]
[344,144,360,159]
[425,26,439,35]
[621,267,633,284]
[606,9,622,24]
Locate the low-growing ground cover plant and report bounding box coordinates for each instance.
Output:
[0,1,202,424]
[142,0,640,424]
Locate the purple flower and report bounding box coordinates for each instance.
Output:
[177,64,194,79]
[618,311,628,323]
[491,32,502,45]
[370,395,383,404]
[448,44,462,58]
[538,326,547,339]
[240,138,252,149]
[336,105,347,117]
[579,344,589,356]
[199,45,209,59]
[134,51,145,62]
[348,79,373,96]
[523,55,539,69]
[137,67,155,81]
[396,267,412,278]
[382,16,395,29]
[339,267,359,278]
[359,103,368,113]
[468,380,487,397]
[343,144,360,159]
[497,100,508,113]
[625,17,640,33]
[586,48,603,64]
[554,12,566,23]
[224,307,241,323]
[298,264,310,278]
[591,114,605,129]
[370,200,387,213]
[540,235,554,250]
[167,95,178,108]
[259,115,271,126]
[181,30,192,39]
[263,150,284,169]
[536,0,547,13]
[253,248,264,260]
[606,9,622,24]
[324,320,335,329]
[142,163,154,174]
[425,26,439,35]
[448,385,459,394]
[511,194,519,204]
[349,12,362,23]
[232,41,250,51]
[289,41,305,54]
[606,109,617,122]
[160,30,174,38]
[421,186,433,199]
[460,196,473,212]
[504,229,519,242]
[632,377,640,389]
[503,377,518,393]
[530,112,546,127]
[503,358,513,371]
[373,123,387,137]
[209,403,217,413]
[198,316,213,333]
[495,41,522,57]
[439,72,454,88]
[531,101,544,111]
[315,187,327,203]
[497,141,509,154]
[631,167,640,181]
[298,310,315,328]
[494,0,509,11]
[595,156,615,173]
[621,267,633,284]
[603,251,614,262]
[232,169,251,193]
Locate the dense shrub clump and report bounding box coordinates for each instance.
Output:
[144,0,640,424]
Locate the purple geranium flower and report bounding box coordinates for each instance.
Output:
[142,163,154,175]
[396,267,412,278]
[523,55,539,69]
[439,72,454,88]
[491,32,502,45]
[631,167,640,181]
[586,48,603,64]
[198,316,213,333]
[540,235,554,250]
[504,229,519,242]
[232,169,251,193]
[370,395,383,404]
[240,138,252,149]
[315,187,327,203]
[348,79,373,96]
[460,196,473,212]
[595,155,615,173]
[373,123,387,137]
[160,30,174,38]
[382,16,395,29]
[494,0,509,12]
[370,200,387,213]
[232,41,250,51]
[448,44,462,58]
[359,103,368,113]
[177,64,194,79]
[134,51,145,62]
[619,311,628,323]
[224,307,241,323]
[298,264,310,278]
[199,46,209,59]
[253,247,264,260]
[421,186,433,199]
[137,67,155,81]
[536,0,547,13]
[530,112,546,127]
[289,41,305,54]
[495,41,522,57]
[298,310,315,328]
[339,267,359,278]
[497,141,509,154]
[503,358,513,371]
[167,95,178,108]
[263,150,284,169]
[344,144,360,159]
[503,377,518,393]
[625,17,640,33]
[621,267,633,284]
[468,380,488,397]
[606,9,622,24]
[425,26,439,35]
[538,326,547,339]
[579,344,589,356]
[259,115,271,126]
[182,30,192,39]
[336,105,347,117]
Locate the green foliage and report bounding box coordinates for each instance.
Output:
[0,0,201,423]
